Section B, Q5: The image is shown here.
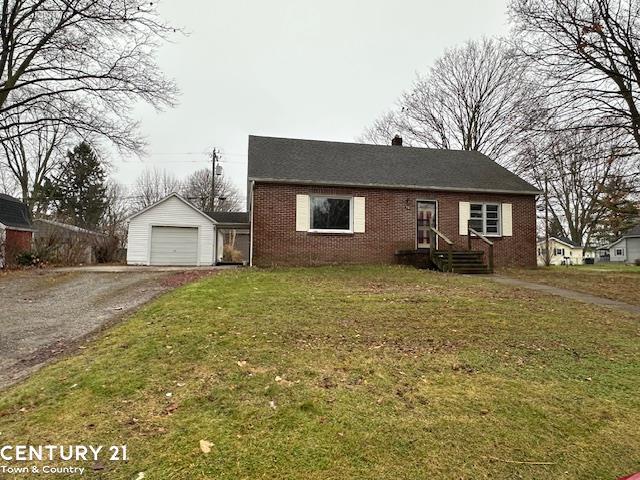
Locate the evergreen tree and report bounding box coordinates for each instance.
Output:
[594,176,639,243]
[53,142,108,229]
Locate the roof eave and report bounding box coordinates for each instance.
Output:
[538,237,581,248]
[607,235,640,247]
[0,224,36,232]
[248,177,542,196]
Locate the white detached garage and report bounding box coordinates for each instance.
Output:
[126,193,216,266]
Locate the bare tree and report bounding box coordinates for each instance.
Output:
[509,0,640,155]
[102,181,129,236]
[130,167,182,211]
[181,168,242,212]
[519,128,637,246]
[362,38,535,163]
[0,163,17,195]
[0,0,179,152]
[0,117,70,213]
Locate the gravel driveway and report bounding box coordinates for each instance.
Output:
[0,268,217,390]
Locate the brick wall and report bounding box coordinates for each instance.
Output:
[251,183,537,268]
[5,228,32,252]
[2,228,33,265]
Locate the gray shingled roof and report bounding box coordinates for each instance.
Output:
[248,136,541,195]
[0,193,33,230]
[623,224,640,237]
[205,211,250,225]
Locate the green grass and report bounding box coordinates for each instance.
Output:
[1,266,640,479]
[503,264,640,306]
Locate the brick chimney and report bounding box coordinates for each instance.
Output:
[391,135,403,146]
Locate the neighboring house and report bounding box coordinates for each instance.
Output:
[603,225,640,264]
[536,236,592,266]
[0,194,35,268]
[247,135,541,268]
[126,193,249,266]
[33,219,106,265]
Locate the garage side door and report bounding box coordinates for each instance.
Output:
[150,226,198,266]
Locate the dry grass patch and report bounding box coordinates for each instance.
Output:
[0,266,639,479]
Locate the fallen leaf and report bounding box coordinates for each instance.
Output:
[237,360,247,367]
[200,440,213,454]
[269,400,276,410]
[134,473,145,480]
[275,376,282,382]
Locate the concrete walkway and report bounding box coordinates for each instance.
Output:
[490,275,640,315]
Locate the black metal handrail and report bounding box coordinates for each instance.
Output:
[467,221,494,273]
[429,226,454,272]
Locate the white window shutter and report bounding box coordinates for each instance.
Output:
[459,202,470,235]
[296,194,310,231]
[353,197,365,233]
[502,203,513,237]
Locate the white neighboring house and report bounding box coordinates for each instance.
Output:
[127,193,217,266]
[536,236,592,266]
[603,225,640,264]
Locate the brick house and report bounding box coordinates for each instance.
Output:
[247,136,540,270]
[0,193,35,268]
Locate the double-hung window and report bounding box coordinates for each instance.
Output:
[469,203,500,236]
[310,196,352,232]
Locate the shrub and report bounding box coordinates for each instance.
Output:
[15,251,45,267]
[222,244,243,263]
[635,258,640,266]
[94,236,123,263]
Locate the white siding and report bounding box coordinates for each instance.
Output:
[536,239,585,266]
[610,239,628,262]
[127,196,215,266]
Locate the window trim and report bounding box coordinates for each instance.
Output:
[469,202,502,237]
[308,195,354,234]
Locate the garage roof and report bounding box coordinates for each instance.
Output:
[205,211,250,226]
[128,193,215,223]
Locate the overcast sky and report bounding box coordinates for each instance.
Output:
[116,0,511,201]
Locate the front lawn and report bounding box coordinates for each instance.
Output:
[1,266,639,479]
[502,264,640,306]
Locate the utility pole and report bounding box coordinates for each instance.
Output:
[210,149,218,211]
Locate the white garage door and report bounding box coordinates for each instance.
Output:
[150,226,198,265]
